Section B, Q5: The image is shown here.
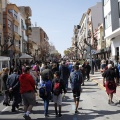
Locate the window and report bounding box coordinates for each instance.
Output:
[8,9,13,15]
[8,19,12,30]
[14,40,19,47]
[104,0,109,5]
[14,25,18,33]
[104,12,111,29]
[3,19,6,28]
[107,12,111,27]
[21,19,24,29]
[22,31,24,39]
[14,10,18,20]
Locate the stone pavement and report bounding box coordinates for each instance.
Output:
[90,71,120,103]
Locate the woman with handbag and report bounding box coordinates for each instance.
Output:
[102,64,118,104]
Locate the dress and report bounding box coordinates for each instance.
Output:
[102,69,116,94]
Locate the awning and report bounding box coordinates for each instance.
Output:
[0,56,10,61]
[19,53,33,59]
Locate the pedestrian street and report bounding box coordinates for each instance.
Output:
[0,80,120,120]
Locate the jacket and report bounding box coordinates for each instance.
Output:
[6,73,20,92]
[59,65,70,80]
[52,78,66,95]
[19,73,35,94]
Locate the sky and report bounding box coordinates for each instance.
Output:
[10,0,101,56]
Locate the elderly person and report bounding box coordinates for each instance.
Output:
[102,64,118,104]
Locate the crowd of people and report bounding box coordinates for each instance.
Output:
[0,58,120,120]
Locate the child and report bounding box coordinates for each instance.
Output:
[52,71,66,117]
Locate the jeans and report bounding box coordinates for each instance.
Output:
[43,93,51,115]
[63,79,68,90]
[4,91,9,103]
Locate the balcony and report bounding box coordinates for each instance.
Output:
[26,29,32,36]
[25,7,32,17]
[25,18,31,26]
[14,32,21,41]
[13,18,19,26]
[7,4,19,13]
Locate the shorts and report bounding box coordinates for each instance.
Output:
[72,90,80,101]
[21,91,36,106]
[53,94,62,105]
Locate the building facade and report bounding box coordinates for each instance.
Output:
[78,13,88,59]
[103,0,120,62]
[31,27,50,61]
[87,2,103,50]
[0,0,3,56]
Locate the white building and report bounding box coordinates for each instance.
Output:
[19,7,28,53]
[78,13,89,59]
[103,0,120,61]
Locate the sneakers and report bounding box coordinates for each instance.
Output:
[58,114,62,118]
[23,114,31,120]
[75,110,78,114]
[11,109,17,113]
[44,114,49,118]
[55,114,59,117]
[55,114,62,118]
[108,100,114,105]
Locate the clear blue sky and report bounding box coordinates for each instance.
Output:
[10,0,101,55]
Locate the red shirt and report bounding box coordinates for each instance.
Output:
[19,73,35,94]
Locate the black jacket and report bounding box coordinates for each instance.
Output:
[52,78,66,94]
[6,73,20,92]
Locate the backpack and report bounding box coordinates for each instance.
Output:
[53,79,61,96]
[71,71,81,91]
[39,80,51,98]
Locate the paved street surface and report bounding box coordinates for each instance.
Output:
[0,80,120,120]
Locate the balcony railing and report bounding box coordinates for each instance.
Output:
[14,32,20,41]
[25,18,31,26]
[26,29,32,36]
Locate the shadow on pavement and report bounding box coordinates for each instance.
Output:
[1,109,120,120]
[82,90,96,93]
[84,83,98,86]
[0,95,4,103]
[82,87,100,90]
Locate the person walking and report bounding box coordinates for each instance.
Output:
[40,71,52,118]
[59,61,70,91]
[70,65,83,114]
[85,62,91,81]
[79,65,86,85]
[1,68,9,106]
[19,66,36,120]
[6,68,20,112]
[102,64,118,104]
[52,71,66,117]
